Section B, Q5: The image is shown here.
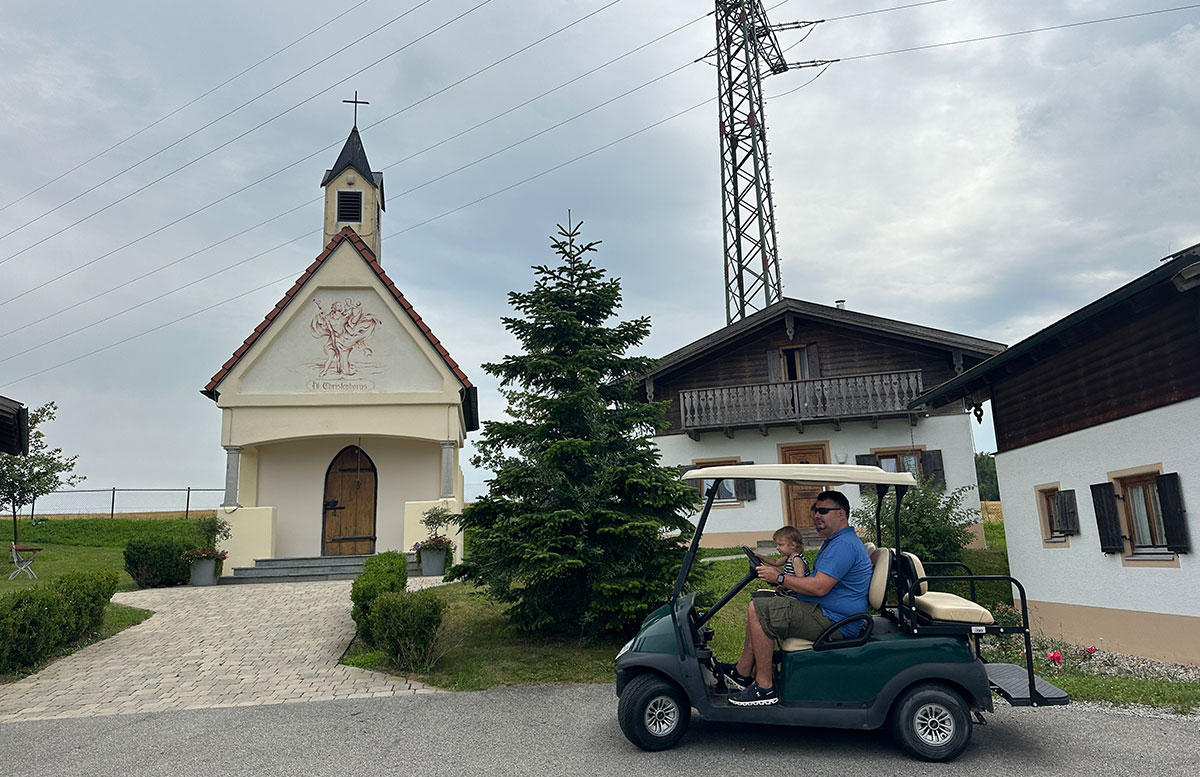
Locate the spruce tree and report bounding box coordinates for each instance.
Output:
[450,218,699,638]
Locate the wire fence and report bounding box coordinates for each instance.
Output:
[21,488,223,521]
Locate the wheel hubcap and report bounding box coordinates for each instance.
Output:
[644,695,680,737]
[914,703,955,746]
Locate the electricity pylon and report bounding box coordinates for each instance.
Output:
[714,1,822,323]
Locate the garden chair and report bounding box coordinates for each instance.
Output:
[9,541,42,580]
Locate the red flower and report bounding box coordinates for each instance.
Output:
[1047,651,1063,665]
[1085,645,1097,655]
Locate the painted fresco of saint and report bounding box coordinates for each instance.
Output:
[310,298,381,377]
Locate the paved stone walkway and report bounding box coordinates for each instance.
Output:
[0,577,447,723]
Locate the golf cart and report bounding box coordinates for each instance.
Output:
[615,464,1068,762]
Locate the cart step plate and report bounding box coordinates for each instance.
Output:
[987,662,1069,706]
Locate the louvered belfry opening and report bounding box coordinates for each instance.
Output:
[337,190,363,222]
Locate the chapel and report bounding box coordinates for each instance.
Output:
[201,123,477,575]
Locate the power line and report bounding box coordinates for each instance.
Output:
[0,0,436,246]
[2,49,706,351]
[0,0,376,217]
[4,3,1194,381]
[0,0,644,311]
[0,0,494,268]
[838,3,1200,61]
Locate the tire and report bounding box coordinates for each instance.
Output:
[617,673,691,751]
[890,683,972,763]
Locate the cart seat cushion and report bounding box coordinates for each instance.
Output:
[905,591,995,624]
[779,637,814,652]
[868,547,891,611]
[900,552,929,596]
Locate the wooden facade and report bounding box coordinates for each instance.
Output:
[646,302,1004,435]
[987,280,1200,452]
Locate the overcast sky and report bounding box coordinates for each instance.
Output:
[1,0,1197,508]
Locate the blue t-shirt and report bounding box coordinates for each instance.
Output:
[795,526,872,636]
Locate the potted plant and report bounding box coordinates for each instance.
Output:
[412,505,457,576]
[181,547,228,586]
[183,514,232,586]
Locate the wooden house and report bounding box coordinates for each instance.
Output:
[644,299,1004,547]
[914,243,1200,664]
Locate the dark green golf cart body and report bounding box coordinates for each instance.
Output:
[614,464,1067,762]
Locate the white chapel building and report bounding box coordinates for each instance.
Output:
[202,125,477,575]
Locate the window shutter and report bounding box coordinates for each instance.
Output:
[806,344,820,379]
[1090,482,1124,554]
[1054,489,1080,535]
[855,454,876,497]
[766,352,783,383]
[734,461,756,501]
[1157,473,1190,553]
[920,449,945,490]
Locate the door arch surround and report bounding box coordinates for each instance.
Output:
[322,445,378,556]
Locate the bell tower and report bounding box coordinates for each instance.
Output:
[321,124,385,258]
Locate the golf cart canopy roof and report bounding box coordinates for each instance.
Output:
[681,464,918,488]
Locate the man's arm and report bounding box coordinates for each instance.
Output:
[755,564,836,596]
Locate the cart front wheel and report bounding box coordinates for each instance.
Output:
[618,673,691,751]
[890,683,972,762]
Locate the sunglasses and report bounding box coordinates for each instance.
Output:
[811,506,844,515]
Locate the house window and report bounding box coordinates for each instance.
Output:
[1035,484,1077,544]
[876,450,921,476]
[1092,469,1189,558]
[337,190,363,222]
[1119,474,1167,550]
[1042,488,1065,540]
[781,346,810,381]
[692,458,755,507]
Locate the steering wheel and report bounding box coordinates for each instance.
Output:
[740,545,760,569]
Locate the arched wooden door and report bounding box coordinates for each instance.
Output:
[322,445,377,556]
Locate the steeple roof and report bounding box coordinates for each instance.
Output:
[320,127,384,207]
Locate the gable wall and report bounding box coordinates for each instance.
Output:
[653,319,969,432]
[991,283,1200,452]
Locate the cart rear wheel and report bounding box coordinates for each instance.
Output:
[890,683,972,762]
[618,673,691,751]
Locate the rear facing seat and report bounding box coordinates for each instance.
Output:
[778,545,892,652]
[899,551,994,625]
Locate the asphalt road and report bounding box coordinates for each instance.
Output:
[5,685,1196,777]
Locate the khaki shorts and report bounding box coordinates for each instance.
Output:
[754,596,836,642]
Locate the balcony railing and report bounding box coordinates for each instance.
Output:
[679,370,924,430]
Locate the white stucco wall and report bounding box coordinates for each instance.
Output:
[995,397,1200,618]
[255,436,442,558]
[653,412,981,537]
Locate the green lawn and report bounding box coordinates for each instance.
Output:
[13,516,202,547]
[2,543,137,593]
[344,583,623,690]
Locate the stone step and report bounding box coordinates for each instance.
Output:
[227,552,425,584]
[252,554,375,569]
[222,570,362,585]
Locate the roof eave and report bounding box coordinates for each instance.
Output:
[910,241,1200,410]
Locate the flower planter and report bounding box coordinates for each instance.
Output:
[419,548,446,577]
[189,558,218,586]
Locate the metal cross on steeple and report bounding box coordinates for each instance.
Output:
[342,91,369,126]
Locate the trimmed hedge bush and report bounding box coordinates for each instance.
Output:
[350,551,409,645]
[123,537,192,588]
[370,590,445,672]
[53,570,120,644]
[0,569,120,674]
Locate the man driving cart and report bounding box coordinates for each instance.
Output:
[716,489,873,706]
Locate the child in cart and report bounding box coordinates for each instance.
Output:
[755,525,809,596]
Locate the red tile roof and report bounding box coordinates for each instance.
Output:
[202,227,471,400]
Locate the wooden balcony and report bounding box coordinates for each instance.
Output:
[679,370,924,434]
